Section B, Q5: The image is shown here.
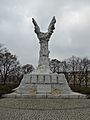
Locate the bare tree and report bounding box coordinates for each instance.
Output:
[0,51,21,84]
[50,59,62,73]
[61,60,69,82]
[66,56,90,87]
[76,57,84,86]
[66,56,79,86]
[81,57,90,87]
[22,64,34,74]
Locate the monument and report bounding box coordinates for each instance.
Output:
[4,17,86,98]
[32,17,56,73]
[32,16,56,73]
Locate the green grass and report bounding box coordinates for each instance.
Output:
[0,84,19,97]
[70,85,90,95]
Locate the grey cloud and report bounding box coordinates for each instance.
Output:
[0,0,90,66]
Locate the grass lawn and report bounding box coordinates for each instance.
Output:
[0,84,19,97]
[70,85,90,95]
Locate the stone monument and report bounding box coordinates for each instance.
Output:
[4,17,86,98]
[32,16,56,73]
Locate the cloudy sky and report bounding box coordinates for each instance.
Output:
[0,0,90,67]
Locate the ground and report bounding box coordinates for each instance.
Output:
[0,98,90,120]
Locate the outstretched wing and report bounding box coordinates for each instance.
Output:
[32,18,40,34]
[48,16,56,35]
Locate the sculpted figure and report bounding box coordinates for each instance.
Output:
[32,17,56,69]
[32,16,56,39]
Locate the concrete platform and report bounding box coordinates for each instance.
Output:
[2,92,87,99]
[0,98,90,120]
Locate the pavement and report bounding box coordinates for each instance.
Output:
[0,98,90,120]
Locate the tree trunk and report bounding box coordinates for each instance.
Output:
[85,69,88,87]
[3,72,7,85]
[79,78,82,87]
[73,74,76,86]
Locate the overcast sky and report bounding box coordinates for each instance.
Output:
[0,0,90,67]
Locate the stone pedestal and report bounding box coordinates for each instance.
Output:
[3,72,86,98]
[14,73,71,95]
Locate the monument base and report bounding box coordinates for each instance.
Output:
[3,92,86,99]
[3,73,87,99]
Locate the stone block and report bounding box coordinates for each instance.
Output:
[37,84,51,93]
[45,75,50,83]
[58,75,64,83]
[51,75,57,83]
[31,75,37,83]
[38,75,44,83]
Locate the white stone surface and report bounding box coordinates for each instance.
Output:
[37,84,51,93]
[51,75,57,83]
[13,73,72,96]
[45,75,50,83]
[32,17,56,74]
[38,75,44,83]
[31,75,37,83]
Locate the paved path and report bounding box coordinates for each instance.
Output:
[0,98,90,120]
